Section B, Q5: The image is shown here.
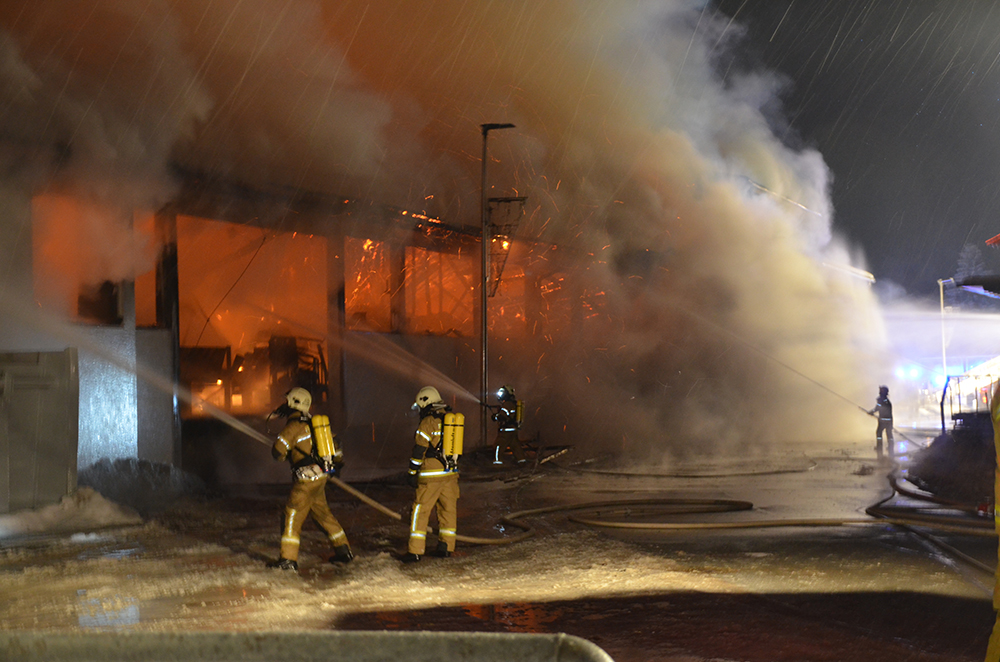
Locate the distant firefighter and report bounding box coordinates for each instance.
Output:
[267,387,353,571]
[866,385,894,461]
[403,386,463,563]
[492,384,526,464]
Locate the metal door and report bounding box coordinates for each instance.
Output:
[0,348,79,514]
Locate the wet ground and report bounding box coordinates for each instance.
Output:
[0,438,997,661]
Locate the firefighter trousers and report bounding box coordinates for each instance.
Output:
[408,474,460,555]
[280,474,348,561]
[494,429,527,462]
[988,511,1000,661]
[875,419,894,459]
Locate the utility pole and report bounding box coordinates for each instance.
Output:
[938,278,953,382]
[480,123,515,448]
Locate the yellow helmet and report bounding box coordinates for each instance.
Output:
[285,387,312,414]
[413,386,443,411]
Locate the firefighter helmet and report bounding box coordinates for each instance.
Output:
[496,385,516,402]
[286,387,312,414]
[413,386,444,411]
[879,385,889,396]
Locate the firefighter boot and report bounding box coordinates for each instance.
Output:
[267,558,299,571]
[330,544,354,564]
[432,540,451,558]
[401,552,421,563]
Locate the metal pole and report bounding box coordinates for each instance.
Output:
[938,278,952,434]
[938,278,951,380]
[480,123,514,449]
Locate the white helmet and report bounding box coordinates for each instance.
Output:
[496,385,516,402]
[413,386,444,411]
[285,387,312,414]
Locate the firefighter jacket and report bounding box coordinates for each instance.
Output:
[273,416,341,481]
[493,402,519,432]
[271,415,350,562]
[409,413,458,480]
[869,396,893,421]
[991,384,1000,610]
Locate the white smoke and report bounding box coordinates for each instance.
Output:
[482,2,882,455]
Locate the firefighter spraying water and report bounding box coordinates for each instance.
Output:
[265,387,354,571]
[866,385,894,462]
[491,385,527,465]
[403,386,464,563]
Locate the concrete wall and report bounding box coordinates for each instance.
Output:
[0,190,180,474]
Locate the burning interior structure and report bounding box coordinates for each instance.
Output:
[1,165,558,510]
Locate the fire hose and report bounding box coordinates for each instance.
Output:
[331,466,994,548]
[242,422,537,545]
[241,413,991,550]
[328,475,534,545]
[549,460,994,536]
[867,470,997,575]
[229,382,991,550]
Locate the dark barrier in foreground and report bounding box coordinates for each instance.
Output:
[0,631,615,662]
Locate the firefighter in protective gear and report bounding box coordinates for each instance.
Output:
[403,386,460,563]
[866,385,894,461]
[984,381,1000,661]
[267,387,353,571]
[492,385,526,464]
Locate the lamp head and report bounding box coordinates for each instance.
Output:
[482,122,515,134]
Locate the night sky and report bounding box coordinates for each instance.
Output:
[713,0,1000,297]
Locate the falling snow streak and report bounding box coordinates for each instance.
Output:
[713,1,1000,294]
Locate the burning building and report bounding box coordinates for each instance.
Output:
[4,166,547,506]
[0,1,885,512]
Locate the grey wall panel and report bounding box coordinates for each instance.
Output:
[76,329,138,470]
[136,329,179,465]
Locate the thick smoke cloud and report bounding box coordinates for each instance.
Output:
[0,1,211,287]
[0,0,883,461]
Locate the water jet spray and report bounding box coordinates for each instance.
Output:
[234,300,482,404]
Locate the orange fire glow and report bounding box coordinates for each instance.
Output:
[176,215,327,354]
[32,193,158,323]
[345,236,392,332]
[405,246,475,336]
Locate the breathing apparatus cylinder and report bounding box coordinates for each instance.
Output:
[442,412,464,457]
[311,415,339,465]
[515,400,524,427]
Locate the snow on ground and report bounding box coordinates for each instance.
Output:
[0,439,996,660]
[0,488,141,538]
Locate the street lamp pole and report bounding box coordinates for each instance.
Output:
[938,278,953,380]
[938,277,954,433]
[480,122,515,449]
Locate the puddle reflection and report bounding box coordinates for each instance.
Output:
[367,602,565,633]
[76,590,139,629]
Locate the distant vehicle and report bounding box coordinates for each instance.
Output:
[938,366,997,443]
